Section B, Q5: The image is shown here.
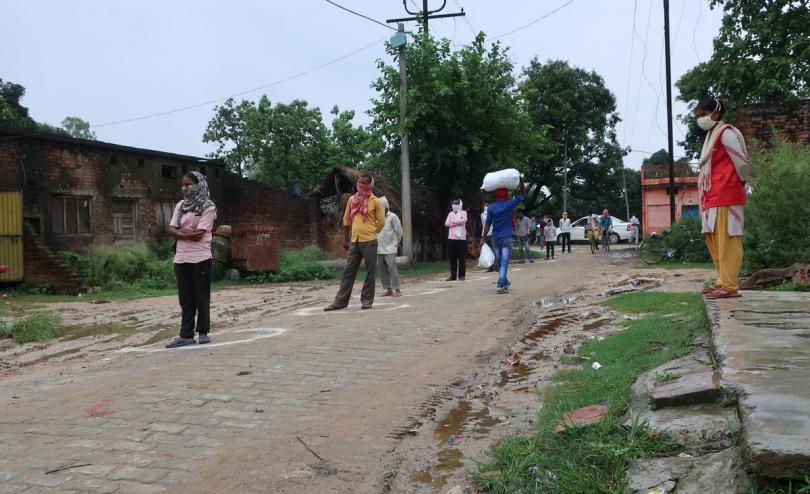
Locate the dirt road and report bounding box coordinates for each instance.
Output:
[0,246,708,493]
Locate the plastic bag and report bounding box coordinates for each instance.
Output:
[478,243,495,268]
[481,168,521,192]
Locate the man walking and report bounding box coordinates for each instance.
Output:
[481,179,527,294]
[325,173,385,311]
[694,98,749,299]
[629,213,640,244]
[559,212,571,253]
[514,210,534,263]
[377,196,403,297]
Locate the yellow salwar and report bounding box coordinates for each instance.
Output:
[704,206,744,291]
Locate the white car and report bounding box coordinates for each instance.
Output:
[559,216,634,244]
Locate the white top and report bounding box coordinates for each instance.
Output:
[630,216,640,226]
[559,218,571,232]
[377,212,403,255]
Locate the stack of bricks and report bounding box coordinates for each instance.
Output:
[735,100,810,146]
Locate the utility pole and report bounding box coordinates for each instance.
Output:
[386,0,466,33]
[622,167,630,221]
[391,24,413,264]
[562,136,568,213]
[663,0,676,225]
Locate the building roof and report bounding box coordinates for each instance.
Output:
[0,128,224,165]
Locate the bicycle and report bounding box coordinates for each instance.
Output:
[586,228,600,254]
[601,228,612,252]
[638,225,697,264]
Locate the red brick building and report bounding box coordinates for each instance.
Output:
[0,129,323,290]
[640,163,700,238]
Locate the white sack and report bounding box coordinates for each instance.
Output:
[481,168,521,192]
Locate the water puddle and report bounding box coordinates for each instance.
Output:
[523,317,573,341]
[498,363,533,387]
[59,322,141,341]
[583,319,609,331]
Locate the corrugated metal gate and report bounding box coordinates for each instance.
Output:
[0,191,24,282]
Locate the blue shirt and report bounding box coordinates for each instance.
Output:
[599,215,612,230]
[485,195,524,240]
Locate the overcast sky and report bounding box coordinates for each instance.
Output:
[3,0,722,169]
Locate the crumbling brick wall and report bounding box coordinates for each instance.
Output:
[735,100,810,146]
[218,174,321,252]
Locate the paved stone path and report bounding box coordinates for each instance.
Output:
[707,291,810,479]
[1,250,601,493]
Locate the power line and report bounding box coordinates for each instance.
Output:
[692,0,703,63]
[90,37,386,129]
[454,0,477,37]
[493,0,578,40]
[324,0,397,31]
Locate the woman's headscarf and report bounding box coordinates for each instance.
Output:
[176,171,215,223]
[350,176,375,219]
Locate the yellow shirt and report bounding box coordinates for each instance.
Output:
[343,195,385,243]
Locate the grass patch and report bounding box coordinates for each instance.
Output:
[654,371,680,383]
[1,312,62,344]
[768,282,810,293]
[475,291,706,493]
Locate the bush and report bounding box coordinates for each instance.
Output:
[665,216,711,263]
[245,246,338,283]
[60,244,175,291]
[745,141,810,271]
[8,312,62,343]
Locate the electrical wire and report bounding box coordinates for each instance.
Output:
[493,0,578,40]
[454,0,477,37]
[87,37,387,129]
[323,0,397,32]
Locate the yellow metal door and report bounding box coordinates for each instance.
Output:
[0,191,24,282]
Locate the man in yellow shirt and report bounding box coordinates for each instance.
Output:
[325,173,385,311]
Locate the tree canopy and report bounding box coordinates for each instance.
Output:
[676,0,810,156]
[519,59,628,216]
[641,149,690,166]
[61,116,96,140]
[368,33,539,210]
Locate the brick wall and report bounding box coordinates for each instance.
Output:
[219,174,321,253]
[0,140,22,191]
[735,100,810,146]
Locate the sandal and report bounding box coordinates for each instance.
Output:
[165,338,196,349]
[381,290,394,297]
[323,304,347,312]
[701,284,721,294]
[706,288,741,299]
[392,290,402,297]
[361,304,373,310]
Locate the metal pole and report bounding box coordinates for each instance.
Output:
[398,23,413,263]
[423,0,429,31]
[562,137,568,213]
[622,166,630,220]
[664,0,676,225]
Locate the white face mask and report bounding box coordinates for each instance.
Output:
[452,204,462,212]
[696,115,718,131]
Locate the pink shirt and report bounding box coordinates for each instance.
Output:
[445,210,467,240]
[170,202,217,264]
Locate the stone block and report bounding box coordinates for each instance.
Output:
[554,404,609,432]
[651,371,717,410]
[625,447,752,494]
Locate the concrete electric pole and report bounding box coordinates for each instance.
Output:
[389,25,413,264]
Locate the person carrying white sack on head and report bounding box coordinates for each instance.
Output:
[377,196,403,297]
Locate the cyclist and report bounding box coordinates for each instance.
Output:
[599,209,613,249]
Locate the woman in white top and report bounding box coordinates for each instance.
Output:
[559,212,572,253]
[445,199,468,281]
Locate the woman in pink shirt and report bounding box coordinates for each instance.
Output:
[165,171,218,348]
[444,199,468,281]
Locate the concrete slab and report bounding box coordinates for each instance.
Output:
[651,371,717,410]
[706,291,810,479]
[625,447,752,494]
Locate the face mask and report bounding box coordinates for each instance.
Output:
[696,115,717,131]
[181,185,194,198]
[452,204,462,212]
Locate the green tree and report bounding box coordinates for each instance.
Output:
[328,105,384,169]
[642,149,690,166]
[203,97,334,191]
[0,78,37,129]
[519,59,627,215]
[61,116,96,140]
[368,32,538,210]
[676,0,810,156]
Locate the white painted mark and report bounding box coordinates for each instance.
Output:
[117,327,288,354]
[294,303,411,317]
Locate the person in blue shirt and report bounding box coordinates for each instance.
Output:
[599,209,613,249]
[481,179,527,294]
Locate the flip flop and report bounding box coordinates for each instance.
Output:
[701,285,721,294]
[706,288,741,299]
[165,338,196,349]
[323,304,347,312]
[361,304,373,310]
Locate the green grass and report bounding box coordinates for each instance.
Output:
[475,291,707,493]
[768,282,810,293]
[1,312,63,344]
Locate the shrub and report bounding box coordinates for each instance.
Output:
[59,244,176,291]
[9,312,62,343]
[665,216,711,263]
[745,141,810,271]
[245,246,338,283]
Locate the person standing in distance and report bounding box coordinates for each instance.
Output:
[481,179,527,294]
[377,196,403,297]
[325,173,385,311]
[629,213,640,244]
[445,199,468,281]
[559,212,572,253]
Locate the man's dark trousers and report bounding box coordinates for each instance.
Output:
[333,240,378,307]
